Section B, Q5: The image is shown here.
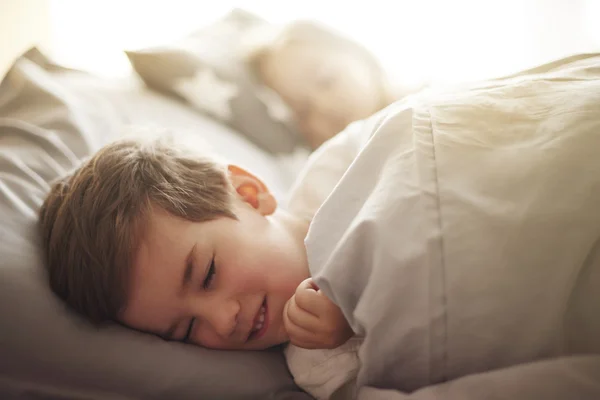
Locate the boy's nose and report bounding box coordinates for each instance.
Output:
[203,298,240,338]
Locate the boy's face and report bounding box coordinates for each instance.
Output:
[120,168,310,350]
[260,40,386,148]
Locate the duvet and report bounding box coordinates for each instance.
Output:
[304,54,600,399]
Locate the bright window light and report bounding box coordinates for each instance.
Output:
[48,0,600,83]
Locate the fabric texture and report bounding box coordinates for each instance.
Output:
[304,53,600,398]
[126,8,306,155]
[284,121,375,399]
[285,338,362,400]
[0,48,312,400]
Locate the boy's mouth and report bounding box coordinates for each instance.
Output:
[248,297,268,341]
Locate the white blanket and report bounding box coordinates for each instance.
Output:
[303,54,600,399]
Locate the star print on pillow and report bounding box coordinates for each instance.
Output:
[126,8,307,154]
[256,87,294,123]
[174,68,239,120]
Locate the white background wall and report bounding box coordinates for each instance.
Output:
[0,0,52,77]
[5,0,600,84]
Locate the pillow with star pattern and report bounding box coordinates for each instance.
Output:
[126,9,307,154]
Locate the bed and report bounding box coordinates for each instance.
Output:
[4,5,600,400]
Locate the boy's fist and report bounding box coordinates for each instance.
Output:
[283,278,353,349]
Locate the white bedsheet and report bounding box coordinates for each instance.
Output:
[303,54,600,398]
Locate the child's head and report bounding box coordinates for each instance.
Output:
[246,20,393,149]
[39,134,310,350]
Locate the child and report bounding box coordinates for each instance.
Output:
[244,20,417,150]
[38,127,363,397]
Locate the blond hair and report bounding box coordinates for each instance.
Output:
[243,20,393,103]
[38,135,235,323]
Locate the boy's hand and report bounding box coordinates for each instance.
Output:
[283,278,353,349]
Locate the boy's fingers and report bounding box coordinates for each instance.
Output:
[295,285,331,317]
[283,298,294,334]
[284,305,318,346]
[297,277,320,291]
[283,297,314,333]
[286,294,321,331]
[286,323,318,348]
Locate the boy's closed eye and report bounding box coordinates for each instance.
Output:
[182,257,217,343]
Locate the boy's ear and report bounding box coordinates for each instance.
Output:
[227,165,277,215]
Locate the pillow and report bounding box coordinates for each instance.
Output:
[126,8,306,155]
[0,48,312,400]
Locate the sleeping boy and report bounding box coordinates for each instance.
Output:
[38,118,368,398]
[39,55,600,400]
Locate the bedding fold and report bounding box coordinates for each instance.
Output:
[305,54,600,395]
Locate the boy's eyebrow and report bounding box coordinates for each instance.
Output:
[162,244,197,340]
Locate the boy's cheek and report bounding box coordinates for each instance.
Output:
[266,274,302,301]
